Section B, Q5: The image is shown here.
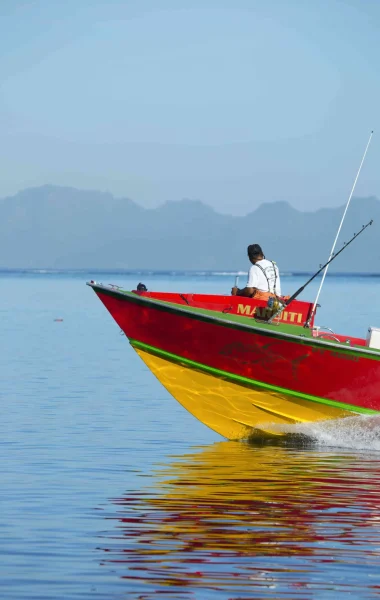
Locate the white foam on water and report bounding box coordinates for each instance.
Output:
[273,415,380,451]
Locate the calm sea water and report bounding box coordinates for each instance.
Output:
[2,270,380,599]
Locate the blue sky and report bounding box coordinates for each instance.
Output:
[0,0,379,214]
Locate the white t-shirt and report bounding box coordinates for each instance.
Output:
[247,259,281,295]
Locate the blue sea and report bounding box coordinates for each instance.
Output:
[2,270,380,599]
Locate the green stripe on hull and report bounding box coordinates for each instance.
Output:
[130,339,379,416]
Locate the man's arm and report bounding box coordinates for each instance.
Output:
[231,265,257,296]
[231,286,256,297]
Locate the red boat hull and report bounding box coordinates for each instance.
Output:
[94,286,380,413]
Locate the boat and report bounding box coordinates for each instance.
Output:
[87,275,380,439]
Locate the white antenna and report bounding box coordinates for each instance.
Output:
[308,130,374,324]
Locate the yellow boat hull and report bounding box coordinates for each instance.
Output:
[135,347,350,439]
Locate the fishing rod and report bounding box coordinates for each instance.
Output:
[307,130,374,326]
[268,219,373,324]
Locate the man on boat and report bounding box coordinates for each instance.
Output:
[231,243,281,300]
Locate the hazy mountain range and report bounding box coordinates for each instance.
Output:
[0,185,378,272]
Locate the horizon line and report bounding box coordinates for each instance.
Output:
[1,268,380,277]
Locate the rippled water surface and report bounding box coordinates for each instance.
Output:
[2,271,380,599]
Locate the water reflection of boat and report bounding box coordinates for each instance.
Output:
[98,441,380,595]
[87,281,380,439]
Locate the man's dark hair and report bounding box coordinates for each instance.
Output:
[247,244,264,260]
